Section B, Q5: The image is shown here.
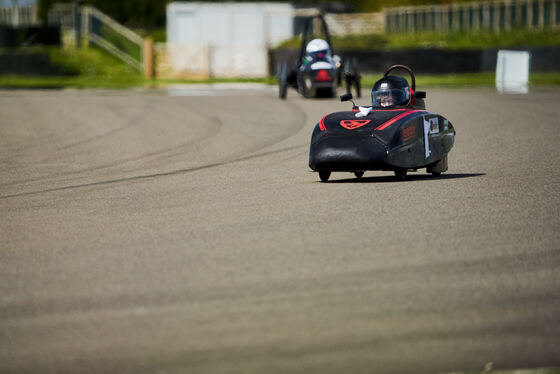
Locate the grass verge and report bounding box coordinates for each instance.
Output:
[362,72,560,87]
[0,46,143,88]
[1,47,559,89]
[3,72,560,89]
[276,28,560,50]
[0,75,276,89]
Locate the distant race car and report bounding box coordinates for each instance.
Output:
[308,65,456,182]
[277,14,361,99]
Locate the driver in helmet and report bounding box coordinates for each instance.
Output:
[303,38,332,66]
[371,75,411,108]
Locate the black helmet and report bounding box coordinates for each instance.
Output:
[371,75,411,108]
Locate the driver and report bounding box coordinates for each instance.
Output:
[371,75,411,108]
[303,38,332,66]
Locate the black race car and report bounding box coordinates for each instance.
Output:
[277,14,361,99]
[309,65,456,182]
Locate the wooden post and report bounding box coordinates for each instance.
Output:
[143,37,154,79]
[538,0,545,27]
[473,3,480,30]
[83,6,90,47]
[505,0,511,30]
[493,2,500,31]
[527,0,533,28]
[73,0,81,48]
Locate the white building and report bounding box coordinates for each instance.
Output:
[166,2,294,78]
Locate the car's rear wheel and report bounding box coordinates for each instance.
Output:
[427,154,448,176]
[394,168,407,180]
[319,171,331,182]
[316,87,334,98]
[354,171,364,179]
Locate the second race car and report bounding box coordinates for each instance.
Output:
[277,14,361,99]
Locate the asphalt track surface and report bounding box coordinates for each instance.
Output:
[1,85,559,374]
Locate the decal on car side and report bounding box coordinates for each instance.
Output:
[340,120,371,130]
[423,115,432,158]
[402,124,416,142]
[428,117,439,134]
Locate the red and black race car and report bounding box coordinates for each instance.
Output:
[308,65,456,182]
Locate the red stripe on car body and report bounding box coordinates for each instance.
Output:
[375,110,425,131]
[319,115,328,131]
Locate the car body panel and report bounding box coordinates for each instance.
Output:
[309,108,455,172]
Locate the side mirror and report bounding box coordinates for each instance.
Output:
[414,91,426,99]
[340,93,353,102]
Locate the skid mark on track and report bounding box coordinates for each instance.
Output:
[55,102,155,151]
[1,94,306,190]
[0,144,307,200]
[0,114,223,189]
[0,96,126,152]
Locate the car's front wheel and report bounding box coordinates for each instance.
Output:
[354,171,364,179]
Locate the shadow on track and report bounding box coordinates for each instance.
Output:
[323,173,486,184]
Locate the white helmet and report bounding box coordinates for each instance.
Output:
[306,38,330,54]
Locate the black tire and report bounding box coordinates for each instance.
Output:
[316,87,334,98]
[278,61,288,99]
[354,171,364,179]
[394,168,407,180]
[319,171,331,182]
[427,154,447,176]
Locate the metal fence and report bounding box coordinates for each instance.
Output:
[385,0,559,32]
[0,5,38,26]
[325,12,385,35]
[48,3,144,71]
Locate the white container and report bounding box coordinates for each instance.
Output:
[496,50,530,94]
[167,2,294,78]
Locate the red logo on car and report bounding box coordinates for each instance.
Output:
[340,120,371,130]
[402,125,416,142]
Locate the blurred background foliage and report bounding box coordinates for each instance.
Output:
[37,0,560,46]
[38,0,480,30]
[277,29,560,49]
[38,0,168,30]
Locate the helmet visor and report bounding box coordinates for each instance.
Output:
[308,50,331,62]
[371,88,409,108]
